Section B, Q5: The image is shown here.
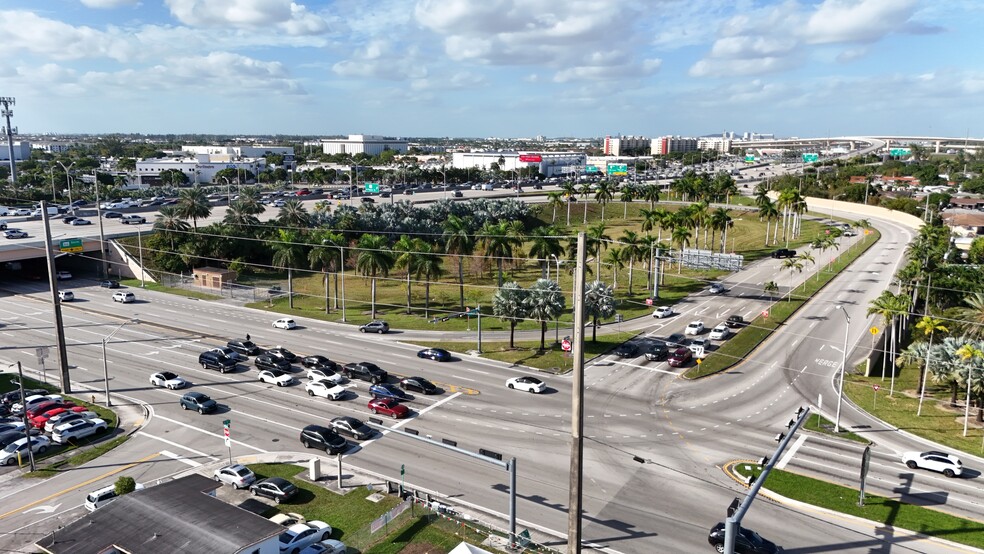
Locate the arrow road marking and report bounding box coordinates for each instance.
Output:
[23,503,61,515]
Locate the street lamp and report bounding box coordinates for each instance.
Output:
[135,222,146,288]
[56,160,76,207]
[102,319,138,407]
[834,305,851,433]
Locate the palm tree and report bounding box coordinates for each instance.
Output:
[690,201,710,248]
[709,208,731,253]
[442,215,475,311]
[308,230,343,313]
[546,191,564,223]
[586,222,611,277]
[583,280,616,341]
[355,234,395,320]
[620,186,635,219]
[763,281,779,300]
[915,315,948,415]
[620,230,641,294]
[223,199,261,229]
[175,186,211,230]
[641,184,660,209]
[277,199,310,228]
[867,290,911,389]
[524,278,565,351]
[956,343,984,434]
[479,221,522,287]
[527,225,565,279]
[561,181,577,226]
[780,257,804,301]
[594,180,614,221]
[492,281,528,349]
[955,293,984,339]
[393,235,425,314]
[671,225,691,273]
[414,241,445,320]
[270,229,307,309]
[154,205,190,250]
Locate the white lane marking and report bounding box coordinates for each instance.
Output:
[150,416,268,453]
[776,434,807,470]
[160,450,204,467]
[392,392,462,430]
[137,431,221,461]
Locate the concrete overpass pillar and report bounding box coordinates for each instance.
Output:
[935,141,942,154]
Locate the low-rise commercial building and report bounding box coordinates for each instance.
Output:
[652,136,698,156]
[451,151,586,178]
[320,134,408,156]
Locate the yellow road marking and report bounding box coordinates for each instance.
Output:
[0,451,162,520]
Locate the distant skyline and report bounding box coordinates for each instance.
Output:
[3,0,983,138]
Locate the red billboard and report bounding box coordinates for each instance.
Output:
[519,154,542,162]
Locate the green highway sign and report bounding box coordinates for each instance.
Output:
[889,148,911,157]
[59,238,83,253]
[364,182,379,193]
[802,153,819,163]
[585,165,599,173]
[608,163,628,176]
[744,155,756,163]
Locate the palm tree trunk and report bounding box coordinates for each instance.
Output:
[623,202,628,219]
[288,268,294,310]
[566,201,571,226]
[497,259,503,287]
[457,258,465,311]
[583,201,588,224]
[324,273,329,314]
[424,281,431,319]
[540,321,547,351]
[405,272,412,315]
[592,316,598,341]
[509,321,516,348]
[627,257,634,295]
[333,271,339,310]
[601,203,606,221]
[764,219,770,246]
[370,276,377,319]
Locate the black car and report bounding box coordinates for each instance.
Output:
[249,477,297,504]
[198,351,237,373]
[226,339,261,356]
[665,333,689,348]
[179,392,217,414]
[329,416,374,441]
[707,522,781,554]
[99,279,120,289]
[62,216,77,224]
[103,211,123,219]
[342,362,387,384]
[301,355,337,370]
[726,315,746,329]
[400,376,438,395]
[644,341,669,361]
[2,389,48,406]
[299,424,348,454]
[770,248,796,259]
[614,343,639,358]
[417,348,451,362]
[265,347,297,363]
[255,354,291,372]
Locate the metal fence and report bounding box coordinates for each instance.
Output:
[156,272,262,302]
[674,248,745,271]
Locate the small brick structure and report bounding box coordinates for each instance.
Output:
[193,266,237,290]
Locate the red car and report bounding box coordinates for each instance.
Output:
[30,406,86,429]
[667,347,693,367]
[295,188,311,196]
[368,398,409,419]
[27,401,75,419]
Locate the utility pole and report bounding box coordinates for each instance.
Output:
[567,232,587,553]
[41,201,72,393]
[0,97,17,186]
[93,171,108,279]
[14,362,36,471]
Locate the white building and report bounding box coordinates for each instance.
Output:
[32,141,76,154]
[652,136,698,156]
[451,151,586,178]
[697,137,733,153]
[181,145,294,167]
[135,157,266,186]
[0,141,32,161]
[320,135,408,156]
[603,135,649,156]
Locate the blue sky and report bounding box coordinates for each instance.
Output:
[3,0,982,138]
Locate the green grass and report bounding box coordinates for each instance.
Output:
[249,463,495,553]
[117,279,222,300]
[802,412,869,444]
[684,229,880,378]
[731,464,984,549]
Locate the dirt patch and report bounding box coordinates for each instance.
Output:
[398,543,444,554]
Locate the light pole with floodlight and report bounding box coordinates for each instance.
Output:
[834,305,851,433]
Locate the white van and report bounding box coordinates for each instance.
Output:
[481,183,495,191]
[85,482,145,511]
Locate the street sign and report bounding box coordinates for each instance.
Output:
[802,153,819,163]
[873,384,880,391]
[364,182,379,193]
[608,163,628,176]
[35,346,49,364]
[889,148,911,157]
[400,464,405,476]
[585,165,599,173]
[561,338,572,352]
[744,155,756,163]
[645,297,653,306]
[223,419,231,447]
[517,529,532,548]
[59,238,83,253]
[870,326,879,335]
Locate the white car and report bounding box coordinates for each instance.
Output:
[1,436,51,465]
[112,291,135,303]
[506,376,546,393]
[688,338,711,359]
[708,283,726,294]
[44,410,97,434]
[273,318,297,330]
[269,512,306,527]
[56,270,72,280]
[13,394,63,414]
[12,208,32,216]
[58,290,74,302]
[51,418,108,444]
[902,451,963,477]
[305,380,346,400]
[709,324,730,340]
[279,521,333,554]
[684,321,704,335]
[149,371,188,389]
[213,463,257,489]
[307,368,344,384]
[300,539,347,554]
[652,306,674,318]
[210,347,246,362]
[258,369,295,387]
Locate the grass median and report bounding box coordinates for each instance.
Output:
[732,463,984,549]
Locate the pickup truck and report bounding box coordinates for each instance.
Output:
[770,249,796,259]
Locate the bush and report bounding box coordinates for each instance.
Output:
[114,476,136,496]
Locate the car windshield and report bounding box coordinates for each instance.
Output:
[161,372,177,380]
[198,395,211,402]
[241,341,256,349]
[268,370,285,377]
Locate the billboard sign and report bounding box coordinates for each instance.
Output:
[519,154,542,163]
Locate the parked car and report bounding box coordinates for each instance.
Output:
[250,477,298,504]
[305,380,346,400]
[273,318,297,330]
[667,347,693,367]
[266,347,298,363]
[112,291,135,303]
[84,483,145,512]
[44,410,97,434]
[256,354,291,372]
[299,424,348,454]
[342,362,387,384]
[51,418,108,444]
[368,397,409,419]
[417,348,451,362]
[709,324,731,340]
[213,463,257,489]
[506,376,546,393]
[770,248,796,259]
[644,341,669,361]
[279,521,333,554]
[726,315,746,328]
[707,522,781,554]
[685,321,705,335]
[901,451,963,477]
[149,371,187,389]
[368,383,409,401]
[400,376,438,395]
[227,339,261,356]
[58,290,74,302]
[359,320,390,334]
[614,343,639,358]
[179,392,217,414]
[258,369,296,387]
[652,306,674,318]
[299,539,347,554]
[1,436,51,466]
[100,279,120,289]
[329,416,374,441]
[199,350,237,373]
[269,512,306,527]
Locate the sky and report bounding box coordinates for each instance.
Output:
[2,0,983,139]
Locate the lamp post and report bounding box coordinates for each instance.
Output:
[6,362,36,471]
[56,160,75,207]
[101,319,138,407]
[135,223,146,288]
[834,305,851,433]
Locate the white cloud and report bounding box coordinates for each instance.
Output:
[332,41,426,81]
[164,0,329,35]
[803,0,921,44]
[0,10,133,62]
[80,0,140,7]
